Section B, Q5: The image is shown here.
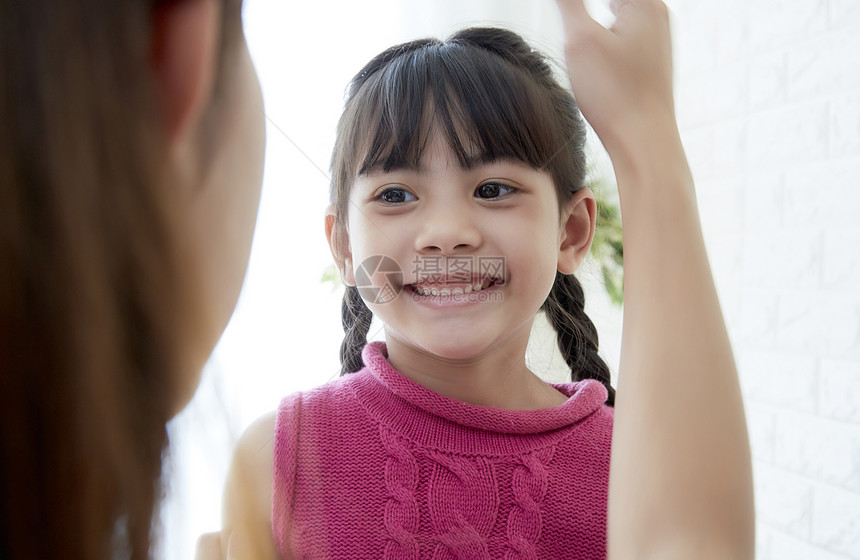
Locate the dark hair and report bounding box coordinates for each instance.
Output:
[0,0,244,558]
[331,27,615,406]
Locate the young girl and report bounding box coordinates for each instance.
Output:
[221,1,754,558]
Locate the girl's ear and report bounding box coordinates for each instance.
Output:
[150,0,220,145]
[558,187,597,274]
[325,206,355,286]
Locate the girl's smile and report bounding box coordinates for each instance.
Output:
[407,272,504,307]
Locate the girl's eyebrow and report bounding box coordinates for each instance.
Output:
[360,163,422,177]
[361,157,524,178]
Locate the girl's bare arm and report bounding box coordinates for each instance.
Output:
[220,412,281,560]
[555,1,755,558]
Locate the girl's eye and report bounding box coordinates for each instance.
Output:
[475,182,516,200]
[376,188,416,204]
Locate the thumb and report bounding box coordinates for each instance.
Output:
[555,0,607,57]
[555,0,596,31]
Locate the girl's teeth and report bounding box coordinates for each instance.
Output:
[413,280,495,296]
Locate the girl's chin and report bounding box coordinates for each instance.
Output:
[392,334,500,364]
[422,344,488,362]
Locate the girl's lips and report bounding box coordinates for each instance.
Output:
[408,277,500,297]
[405,279,503,308]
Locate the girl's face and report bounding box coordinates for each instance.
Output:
[338,134,592,366]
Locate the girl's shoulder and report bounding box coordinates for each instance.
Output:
[222,376,357,560]
[221,411,279,558]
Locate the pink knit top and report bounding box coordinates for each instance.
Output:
[272,342,613,559]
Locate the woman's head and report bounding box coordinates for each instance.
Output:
[328,27,613,404]
[0,0,263,557]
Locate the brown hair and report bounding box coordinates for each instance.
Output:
[331,27,615,405]
[0,0,242,558]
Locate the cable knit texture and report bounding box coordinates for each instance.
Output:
[272,342,613,559]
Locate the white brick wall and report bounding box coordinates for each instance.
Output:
[673,1,860,558]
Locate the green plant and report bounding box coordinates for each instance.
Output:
[321,263,341,292]
[590,186,624,306]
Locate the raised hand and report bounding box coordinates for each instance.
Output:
[555,0,675,156]
[555,3,756,560]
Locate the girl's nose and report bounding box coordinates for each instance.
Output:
[413,204,482,254]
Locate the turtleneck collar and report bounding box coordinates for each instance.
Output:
[349,341,610,456]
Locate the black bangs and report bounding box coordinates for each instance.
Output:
[344,36,573,178]
[330,27,588,215]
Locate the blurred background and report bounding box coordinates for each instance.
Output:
[160,1,860,559]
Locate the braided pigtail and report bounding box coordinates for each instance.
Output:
[340,285,374,375]
[542,272,615,406]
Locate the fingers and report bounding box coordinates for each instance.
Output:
[194,532,223,560]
